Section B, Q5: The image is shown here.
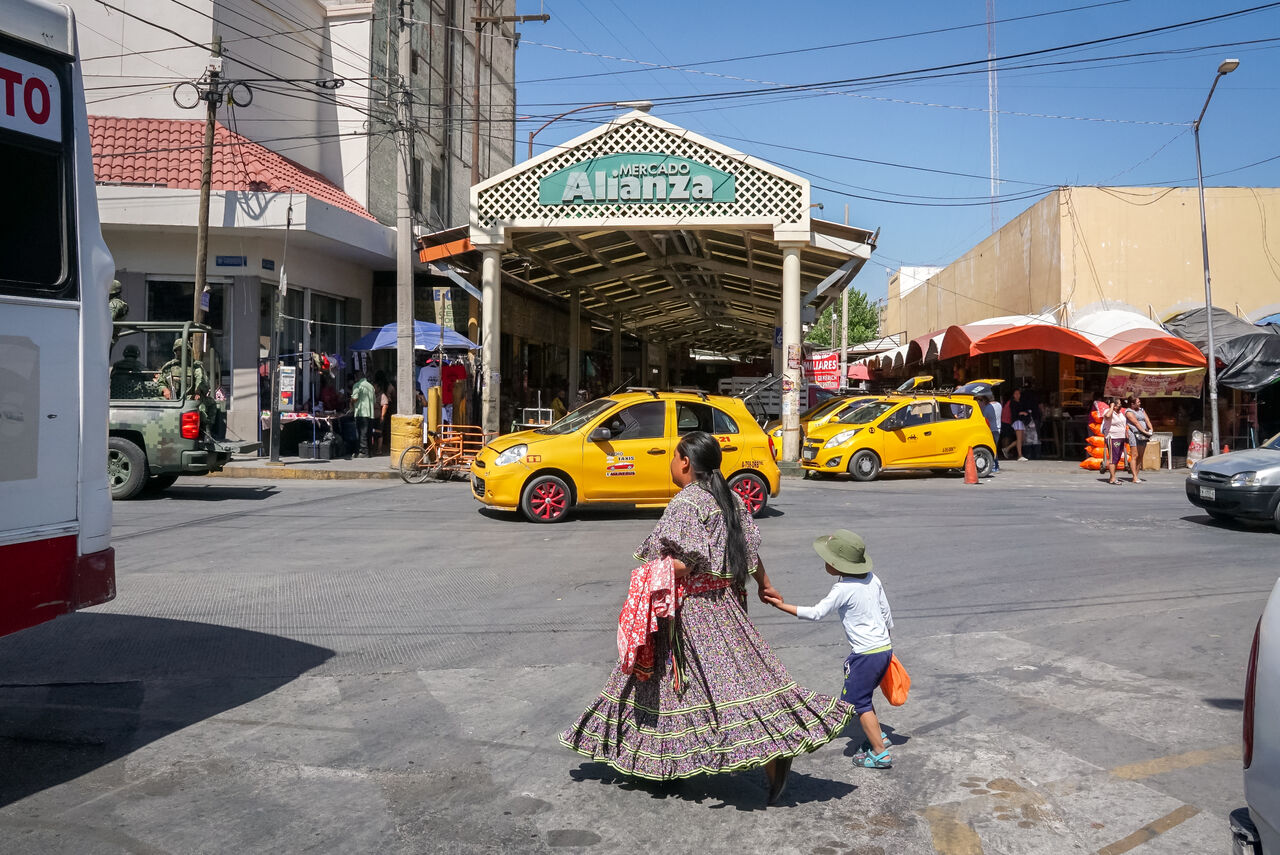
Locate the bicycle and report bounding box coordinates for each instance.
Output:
[398,426,492,484]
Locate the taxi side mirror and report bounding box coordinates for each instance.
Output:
[588,427,612,442]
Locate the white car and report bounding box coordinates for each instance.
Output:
[1234,576,1280,854]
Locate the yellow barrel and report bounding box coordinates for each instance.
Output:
[389,413,423,468]
[426,386,442,436]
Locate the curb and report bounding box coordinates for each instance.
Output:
[208,465,399,481]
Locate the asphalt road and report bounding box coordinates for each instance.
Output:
[0,465,1275,854]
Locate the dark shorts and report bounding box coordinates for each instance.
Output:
[842,648,893,715]
[1107,437,1125,465]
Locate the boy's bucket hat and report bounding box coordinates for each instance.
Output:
[813,529,872,575]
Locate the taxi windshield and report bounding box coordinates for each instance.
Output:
[801,397,846,421]
[537,398,616,435]
[837,400,895,425]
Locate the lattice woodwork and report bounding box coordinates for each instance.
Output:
[476,119,805,229]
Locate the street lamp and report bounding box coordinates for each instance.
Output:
[527,100,652,160]
[1194,58,1239,457]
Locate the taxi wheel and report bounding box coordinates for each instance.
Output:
[848,450,881,482]
[729,472,769,516]
[522,475,572,523]
[972,448,995,478]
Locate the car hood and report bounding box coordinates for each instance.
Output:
[805,421,866,442]
[486,430,555,454]
[1195,448,1280,477]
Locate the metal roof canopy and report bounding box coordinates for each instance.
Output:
[419,110,876,357]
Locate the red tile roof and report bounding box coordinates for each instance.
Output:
[90,116,376,221]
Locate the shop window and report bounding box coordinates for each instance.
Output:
[412,157,424,214]
[430,165,444,223]
[144,279,230,396]
[604,401,666,441]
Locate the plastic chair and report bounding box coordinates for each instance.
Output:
[1152,432,1173,469]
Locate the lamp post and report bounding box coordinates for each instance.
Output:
[1194,58,1239,457]
[527,100,652,160]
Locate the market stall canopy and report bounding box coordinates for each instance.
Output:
[1069,309,1205,367]
[905,330,946,365]
[877,344,908,369]
[847,363,870,381]
[938,313,1108,362]
[1163,306,1280,391]
[351,321,479,352]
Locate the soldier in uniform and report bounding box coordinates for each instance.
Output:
[109,280,128,349]
[110,344,153,398]
[155,338,208,403]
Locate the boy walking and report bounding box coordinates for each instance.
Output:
[764,529,895,769]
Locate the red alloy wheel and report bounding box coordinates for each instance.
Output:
[731,474,767,516]
[531,480,567,520]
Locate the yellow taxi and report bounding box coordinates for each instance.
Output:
[763,394,877,453]
[801,387,997,481]
[470,390,781,523]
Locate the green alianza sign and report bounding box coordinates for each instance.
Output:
[539,153,736,206]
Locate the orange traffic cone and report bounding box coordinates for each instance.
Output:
[1222,443,1230,454]
[963,447,980,484]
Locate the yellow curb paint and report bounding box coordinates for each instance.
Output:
[1109,745,1238,781]
[920,806,985,855]
[1095,804,1199,855]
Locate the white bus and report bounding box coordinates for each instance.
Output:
[0,0,116,636]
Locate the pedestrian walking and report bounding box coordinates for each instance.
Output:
[1125,396,1154,482]
[1002,388,1032,461]
[979,394,1002,474]
[560,431,855,806]
[1100,397,1129,484]
[350,371,374,458]
[763,530,895,769]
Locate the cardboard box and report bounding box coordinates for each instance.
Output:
[1142,441,1162,470]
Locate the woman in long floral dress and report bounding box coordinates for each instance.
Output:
[560,431,855,804]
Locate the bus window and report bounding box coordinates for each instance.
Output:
[0,138,67,294]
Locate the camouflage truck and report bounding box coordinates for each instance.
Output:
[109,321,258,499]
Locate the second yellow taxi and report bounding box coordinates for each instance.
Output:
[801,387,997,480]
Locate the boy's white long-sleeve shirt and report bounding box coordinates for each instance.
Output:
[795,572,893,653]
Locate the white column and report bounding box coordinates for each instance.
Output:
[568,290,581,404]
[480,247,502,434]
[780,242,804,462]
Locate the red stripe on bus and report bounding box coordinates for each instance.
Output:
[0,537,115,638]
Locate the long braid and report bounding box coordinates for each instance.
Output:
[678,432,749,589]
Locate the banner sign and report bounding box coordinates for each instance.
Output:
[1104,366,1204,398]
[538,153,735,206]
[804,350,841,391]
[0,51,60,143]
[432,287,454,329]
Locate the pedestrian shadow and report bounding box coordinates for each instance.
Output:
[567,761,855,811]
[0,613,333,808]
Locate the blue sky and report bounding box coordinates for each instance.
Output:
[510,0,1280,305]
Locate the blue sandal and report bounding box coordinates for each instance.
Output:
[858,732,891,752]
[853,748,892,769]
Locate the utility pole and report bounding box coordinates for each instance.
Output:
[268,193,293,464]
[192,35,222,350]
[470,4,549,185]
[395,1,415,416]
[840,286,849,391]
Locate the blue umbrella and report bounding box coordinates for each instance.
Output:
[350,320,479,352]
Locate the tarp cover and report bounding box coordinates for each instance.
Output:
[1163,307,1280,391]
[351,320,479,352]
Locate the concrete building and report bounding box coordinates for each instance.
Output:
[73,0,517,443]
[882,186,1280,340]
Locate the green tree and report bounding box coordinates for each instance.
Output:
[805,287,879,348]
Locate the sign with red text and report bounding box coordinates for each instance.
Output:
[0,53,61,143]
[803,350,841,391]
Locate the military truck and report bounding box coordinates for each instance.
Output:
[109,321,258,499]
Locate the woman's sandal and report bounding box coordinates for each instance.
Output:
[853,748,892,769]
[858,732,891,752]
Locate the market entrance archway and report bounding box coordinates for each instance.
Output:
[419,109,877,461]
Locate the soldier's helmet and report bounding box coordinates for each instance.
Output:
[173,337,188,352]
[123,344,140,359]
[109,279,122,296]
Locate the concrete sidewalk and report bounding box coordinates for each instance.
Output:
[208,453,403,480]
[210,452,1187,481]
